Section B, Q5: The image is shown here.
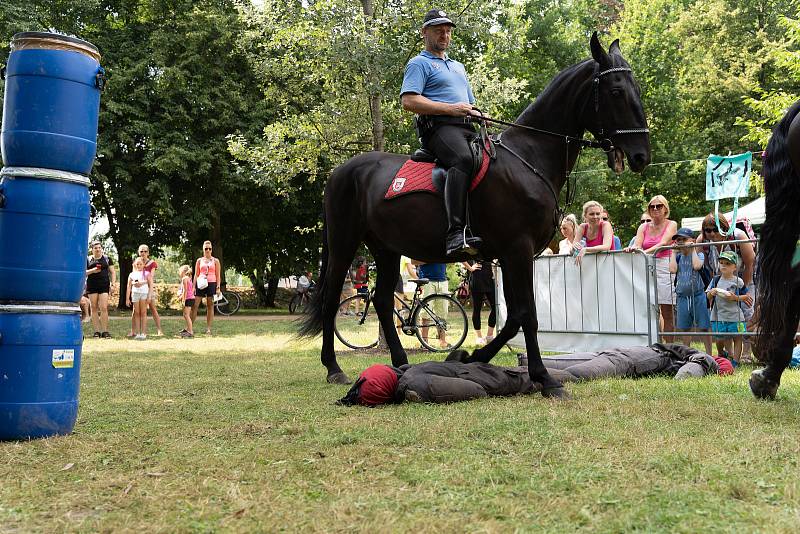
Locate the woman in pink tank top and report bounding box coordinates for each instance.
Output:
[192,240,223,335]
[626,195,678,340]
[573,200,614,264]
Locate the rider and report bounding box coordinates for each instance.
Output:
[400,8,482,257]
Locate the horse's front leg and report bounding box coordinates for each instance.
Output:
[502,248,568,399]
[750,297,800,400]
[463,260,520,364]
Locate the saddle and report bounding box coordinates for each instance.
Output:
[384,136,492,200]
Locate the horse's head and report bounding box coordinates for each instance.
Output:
[588,33,651,174]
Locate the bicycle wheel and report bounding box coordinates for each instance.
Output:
[288,293,302,314]
[216,290,241,316]
[334,294,379,349]
[413,294,468,352]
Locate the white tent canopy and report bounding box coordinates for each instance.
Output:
[681,197,765,231]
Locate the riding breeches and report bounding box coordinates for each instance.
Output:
[426,123,476,177]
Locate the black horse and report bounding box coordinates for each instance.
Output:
[749,99,800,400]
[300,34,651,397]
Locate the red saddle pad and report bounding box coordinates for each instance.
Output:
[385,145,491,200]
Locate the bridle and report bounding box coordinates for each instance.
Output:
[591,65,650,143]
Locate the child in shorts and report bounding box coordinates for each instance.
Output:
[669,228,711,354]
[177,265,194,338]
[707,250,752,366]
[126,257,152,340]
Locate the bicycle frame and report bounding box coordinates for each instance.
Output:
[357,285,450,336]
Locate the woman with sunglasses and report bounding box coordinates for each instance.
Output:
[629,212,651,248]
[626,195,678,339]
[191,240,223,335]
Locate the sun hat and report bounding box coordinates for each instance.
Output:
[719,250,739,264]
[672,227,695,240]
[422,9,455,28]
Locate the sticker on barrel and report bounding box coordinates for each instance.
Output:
[52,349,75,368]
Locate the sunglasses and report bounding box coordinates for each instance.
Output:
[204,247,212,251]
[703,228,719,234]
[641,218,652,223]
[648,203,665,210]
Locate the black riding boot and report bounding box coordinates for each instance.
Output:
[444,168,482,257]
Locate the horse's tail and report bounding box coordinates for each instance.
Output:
[298,207,328,338]
[755,100,800,359]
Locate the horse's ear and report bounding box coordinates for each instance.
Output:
[609,39,621,56]
[590,32,609,65]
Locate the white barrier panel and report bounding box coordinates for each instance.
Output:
[497,252,658,352]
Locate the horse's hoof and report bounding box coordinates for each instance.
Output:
[749,369,778,400]
[326,371,352,385]
[542,386,570,400]
[445,349,469,363]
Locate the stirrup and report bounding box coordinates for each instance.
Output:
[447,227,482,256]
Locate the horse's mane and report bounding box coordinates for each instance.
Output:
[515,59,595,127]
[515,54,629,131]
[755,99,800,359]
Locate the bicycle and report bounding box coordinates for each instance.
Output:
[288,287,314,314]
[214,289,241,316]
[198,287,241,316]
[334,278,468,352]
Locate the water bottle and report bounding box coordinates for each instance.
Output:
[573,238,586,257]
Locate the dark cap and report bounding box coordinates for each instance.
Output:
[422,9,455,28]
[671,227,695,241]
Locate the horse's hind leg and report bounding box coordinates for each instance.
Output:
[367,246,409,367]
[750,297,800,400]
[321,244,361,385]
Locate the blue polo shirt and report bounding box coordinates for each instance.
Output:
[400,50,475,105]
[417,263,448,282]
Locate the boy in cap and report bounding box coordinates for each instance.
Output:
[669,228,712,354]
[706,250,752,366]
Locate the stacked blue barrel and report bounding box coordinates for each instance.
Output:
[0,33,104,440]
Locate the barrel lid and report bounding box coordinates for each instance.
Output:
[11,32,101,62]
[1,167,90,186]
[0,302,81,314]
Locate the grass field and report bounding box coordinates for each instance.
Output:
[2,315,800,532]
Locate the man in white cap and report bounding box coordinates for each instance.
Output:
[400,9,482,257]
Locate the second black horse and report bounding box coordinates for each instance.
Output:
[300,33,651,398]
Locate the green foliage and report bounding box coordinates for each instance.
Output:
[3,0,800,277]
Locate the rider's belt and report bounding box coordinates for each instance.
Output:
[416,115,475,137]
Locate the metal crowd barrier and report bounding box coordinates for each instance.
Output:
[495,237,789,355]
[496,249,658,353]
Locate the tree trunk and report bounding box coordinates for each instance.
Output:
[378,323,389,350]
[211,209,224,287]
[117,255,133,311]
[369,93,385,152]
[265,277,279,308]
[360,0,385,152]
[247,270,270,307]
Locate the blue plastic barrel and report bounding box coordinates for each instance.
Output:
[0,167,90,302]
[2,32,104,175]
[0,303,83,440]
